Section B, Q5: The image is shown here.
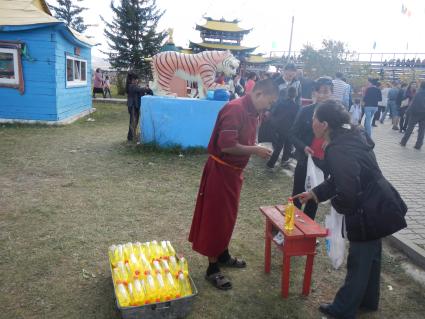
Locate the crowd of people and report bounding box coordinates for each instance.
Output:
[219,66,425,151]
[188,64,417,318]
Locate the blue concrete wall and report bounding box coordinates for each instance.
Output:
[141,96,227,148]
[54,29,92,121]
[0,27,57,120]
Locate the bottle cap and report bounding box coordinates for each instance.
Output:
[288,197,293,201]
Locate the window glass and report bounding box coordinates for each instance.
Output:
[66,58,74,81]
[0,52,15,80]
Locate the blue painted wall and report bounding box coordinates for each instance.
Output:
[0,27,57,120]
[54,28,92,121]
[0,24,92,121]
[141,96,226,148]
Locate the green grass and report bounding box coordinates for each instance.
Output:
[0,103,424,318]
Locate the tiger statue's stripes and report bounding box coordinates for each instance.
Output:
[150,50,240,98]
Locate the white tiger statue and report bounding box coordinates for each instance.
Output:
[150,50,240,98]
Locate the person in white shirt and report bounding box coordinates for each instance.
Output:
[332,72,350,109]
[349,98,362,125]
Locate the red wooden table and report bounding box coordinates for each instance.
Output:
[260,205,327,298]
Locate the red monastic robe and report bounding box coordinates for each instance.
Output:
[188,95,259,257]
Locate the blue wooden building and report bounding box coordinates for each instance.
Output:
[0,0,93,123]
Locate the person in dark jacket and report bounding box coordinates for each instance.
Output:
[294,100,384,319]
[266,86,299,169]
[400,81,425,150]
[363,78,382,137]
[126,72,153,142]
[289,77,333,220]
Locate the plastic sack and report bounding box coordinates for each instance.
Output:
[304,154,324,191]
[325,207,346,269]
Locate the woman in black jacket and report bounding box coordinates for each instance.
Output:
[294,100,384,319]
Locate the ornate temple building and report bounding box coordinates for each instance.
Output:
[189,17,276,73]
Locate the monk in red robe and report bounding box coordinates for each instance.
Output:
[189,79,279,290]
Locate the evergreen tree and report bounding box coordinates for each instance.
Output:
[48,0,89,33]
[102,0,166,79]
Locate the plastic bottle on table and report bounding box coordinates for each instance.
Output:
[116,283,131,307]
[284,197,295,232]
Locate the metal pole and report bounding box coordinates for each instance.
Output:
[287,16,294,63]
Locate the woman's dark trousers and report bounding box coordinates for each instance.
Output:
[328,239,382,319]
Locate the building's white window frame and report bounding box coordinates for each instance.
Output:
[0,47,20,86]
[66,55,87,88]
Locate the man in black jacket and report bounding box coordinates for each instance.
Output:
[126,73,153,142]
[400,81,425,150]
[289,77,333,219]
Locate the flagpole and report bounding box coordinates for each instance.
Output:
[287,16,294,63]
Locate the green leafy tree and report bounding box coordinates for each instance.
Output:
[102,0,166,79]
[48,0,89,33]
[299,39,348,79]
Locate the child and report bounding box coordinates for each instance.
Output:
[349,98,362,125]
[103,75,112,98]
[189,79,279,290]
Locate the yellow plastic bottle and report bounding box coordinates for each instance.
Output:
[113,261,130,285]
[128,253,142,279]
[152,259,163,275]
[116,283,131,307]
[161,241,170,259]
[140,253,153,275]
[129,279,145,306]
[164,269,180,299]
[109,245,124,267]
[123,242,134,263]
[154,272,166,302]
[178,257,189,276]
[284,197,295,232]
[166,241,176,257]
[168,256,179,276]
[177,271,192,297]
[144,271,159,304]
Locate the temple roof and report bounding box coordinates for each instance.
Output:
[245,54,280,64]
[189,41,256,52]
[196,17,251,34]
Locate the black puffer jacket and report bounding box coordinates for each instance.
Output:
[312,128,382,216]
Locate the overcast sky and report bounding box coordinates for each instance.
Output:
[50,0,425,58]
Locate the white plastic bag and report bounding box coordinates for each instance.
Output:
[305,154,324,191]
[325,207,346,269]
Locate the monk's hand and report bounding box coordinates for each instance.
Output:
[293,191,314,204]
[254,146,272,159]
